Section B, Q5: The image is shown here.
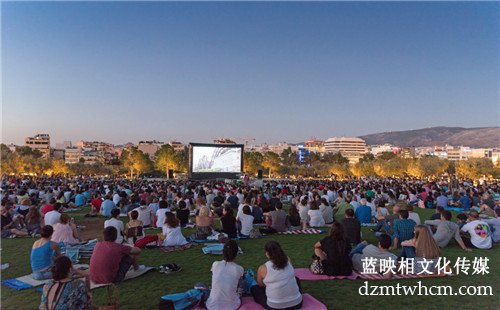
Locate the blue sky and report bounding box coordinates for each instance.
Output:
[3,1,499,145]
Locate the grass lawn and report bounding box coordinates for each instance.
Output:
[1,207,499,309]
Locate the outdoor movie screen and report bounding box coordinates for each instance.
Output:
[191,145,243,173]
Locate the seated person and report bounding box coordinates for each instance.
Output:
[319,198,334,224]
[155,200,170,228]
[398,225,441,275]
[105,209,125,244]
[312,222,353,276]
[220,206,237,238]
[40,256,91,310]
[308,201,325,227]
[287,205,301,229]
[391,210,416,249]
[44,203,63,226]
[350,234,397,274]
[124,210,144,245]
[456,213,467,229]
[430,206,445,220]
[425,210,470,251]
[252,204,263,224]
[1,204,28,238]
[193,206,214,240]
[206,240,244,310]
[89,227,142,284]
[25,205,44,236]
[236,205,254,237]
[31,226,62,280]
[342,209,361,245]
[129,201,154,228]
[260,201,288,234]
[460,211,493,249]
[251,241,302,310]
[355,199,372,224]
[176,200,190,227]
[406,205,421,225]
[51,214,80,245]
[162,212,188,247]
[483,208,500,243]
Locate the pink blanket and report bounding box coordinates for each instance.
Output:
[193,294,326,310]
[295,268,452,281]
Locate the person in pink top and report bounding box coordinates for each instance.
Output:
[51,214,80,244]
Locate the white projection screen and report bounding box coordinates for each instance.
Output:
[189,143,244,179]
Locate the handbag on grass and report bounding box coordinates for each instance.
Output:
[310,256,324,274]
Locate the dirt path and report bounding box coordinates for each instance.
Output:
[77,217,106,240]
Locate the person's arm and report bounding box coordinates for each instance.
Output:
[314,241,322,249]
[401,238,415,247]
[51,242,62,257]
[256,264,267,287]
[129,246,141,255]
[425,219,440,227]
[454,227,471,251]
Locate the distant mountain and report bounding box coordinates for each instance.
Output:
[359,127,500,148]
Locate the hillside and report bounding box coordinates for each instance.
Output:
[359,126,500,148]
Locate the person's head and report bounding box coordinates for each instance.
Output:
[51,256,72,281]
[59,214,71,224]
[436,206,444,214]
[329,222,345,241]
[300,198,308,206]
[360,198,367,206]
[130,210,139,220]
[40,225,54,238]
[223,206,234,217]
[345,208,354,218]
[223,240,239,262]
[399,209,409,219]
[456,213,467,223]
[392,205,400,215]
[165,212,179,228]
[414,225,440,259]
[377,234,392,250]
[199,206,210,217]
[111,208,120,218]
[103,226,117,242]
[264,241,288,270]
[289,204,299,216]
[320,198,328,206]
[243,205,251,215]
[406,205,414,212]
[159,200,168,209]
[54,202,62,211]
[495,208,500,218]
[468,211,479,221]
[49,198,56,205]
[178,200,187,210]
[275,201,283,210]
[310,201,319,210]
[441,210,452,221]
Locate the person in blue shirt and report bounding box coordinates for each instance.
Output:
[457,192,471,210]
[100,195,116,217]
[74,191,87,208]
[355,199,372,224]
[391,210,416,249]
[436,192,449,208]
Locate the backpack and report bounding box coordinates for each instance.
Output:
[158,289,203,310]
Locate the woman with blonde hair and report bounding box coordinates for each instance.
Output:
[51,214,79,244]
[193,206,214,240]
[399,225,441,274]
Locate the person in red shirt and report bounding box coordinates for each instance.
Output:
[41,198,56,215]
[89,227,142,284]
[90,193,103,214]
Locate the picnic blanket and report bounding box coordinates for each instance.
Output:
[360,223,378,227]
[445,207,468,212]
[159,243,193,253]
[2,264,154,291]
[192,294,326,310]
[294,268,452,281]
[202,243,243,255]
[277,229,325,235]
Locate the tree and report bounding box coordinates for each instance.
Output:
[455,158,494,180]
[16,146,43,158]
[407,157,448,178]
[45,159,70,176]
[174,149,189,173]
[262,151,281,178]
[244,152,263,176]
[322,152,349,165]
[351,160,375,177]
[280,147,298,166]
[373,158,408,177]
[121,147,153,178]
[359,153,375,163]
[154,145,177,178]
[329,163,352,178]
[377,151,397,161]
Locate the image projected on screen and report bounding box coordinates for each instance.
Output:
[192,146,242,173]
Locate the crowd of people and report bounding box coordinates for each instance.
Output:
[1,175,499,309]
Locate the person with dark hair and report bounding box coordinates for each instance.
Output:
[354,199,372,224]
[104,208,125,244]
[260,201,288,234]
[125,210,145,244]
[155,200,170,228]
[456,213,468,229]
[1,204,29,238]
[129,200,155,228]
[31,225,61,280]
[350,234,397,274]
[425,211,470,251]
[44,203,63,226]
[460,211,492,249]
[89,226,142,284]
[391,209,416,249]
[162,212,188,247]
[220,206,237,238]
[269,192,280,212]
[312,222,352,276]
[176,200,190,227]
[319,198,333,224]
[205,240,244,310]
[100,195,116,217]
[430,206,445,220]
[308,201,325,227]
[287,205,301,229]
[341,208,361,245]
[25,205,44,236]
[237,205,254,237]
[40,256,91,310]
[252,241,302,310]
[406,205,421,225]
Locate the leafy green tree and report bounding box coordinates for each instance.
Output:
[121,147,153,178]
[455,158,494,180]
[154,145,177,178]
[377,151,397,161]
[280,147,298,167]
[16,146,43,158]
[359,153,375,163]
[244,152,263,176]
[350,160,375,177]
[322,152,349,165]
[262,151,281,178]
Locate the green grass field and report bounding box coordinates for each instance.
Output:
[1,207,499,309]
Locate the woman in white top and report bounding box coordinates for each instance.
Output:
[297,198,310,229]
[162,212,188,247]
[104,208,125,244]
[236,205,254,237]
[319,198,334,224]
[252,241,302,310]
[206,240,244,310]
[155,200,170,228]
[308,201,325,227]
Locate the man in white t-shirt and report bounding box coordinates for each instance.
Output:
[44,204,62,226]
[130,203,155,227]
[460,211,492,250]
[104,208,125,244]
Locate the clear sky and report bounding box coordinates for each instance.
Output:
[3,1,499,146]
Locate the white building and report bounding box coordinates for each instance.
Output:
[369,144,395,156]
[25,134,51,158]
[65,148,82,164]
[324,137,367,163]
